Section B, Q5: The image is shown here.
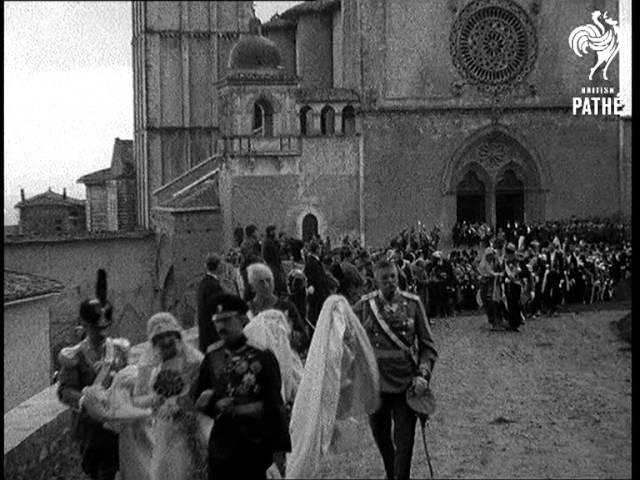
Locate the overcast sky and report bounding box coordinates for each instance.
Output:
[3,1,301,225]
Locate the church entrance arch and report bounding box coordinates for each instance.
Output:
[495,169,524,228]
[456,170,486,223]
[302,213,318,242]
[442,127,547,232]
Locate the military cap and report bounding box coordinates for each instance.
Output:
[208,293,249,322]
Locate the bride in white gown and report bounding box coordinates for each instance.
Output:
[287,295,380,479]
[131,312,208,480]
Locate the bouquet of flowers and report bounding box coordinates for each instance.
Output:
[153,369,186,398]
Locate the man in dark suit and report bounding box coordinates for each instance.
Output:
[197,254,225,352]
[304,240,331,328]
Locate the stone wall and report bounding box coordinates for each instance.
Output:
[362,109,620,248]
[116,177,138,231]
[87,185,108,232]
[20,204,86,236]
[362,0,620,108]
[4,232,158,375]
[264,27,296,77]
[296,13,334,88]
[4,296,54,413]
[228,135,360,243]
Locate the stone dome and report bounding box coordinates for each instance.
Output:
[228,34,282,70]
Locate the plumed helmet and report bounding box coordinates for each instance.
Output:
[79,269,113,329]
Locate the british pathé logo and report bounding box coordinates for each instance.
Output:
[569,10,619,81]
[569,11,623,116]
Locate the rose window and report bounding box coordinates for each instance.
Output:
[450,0,537,93]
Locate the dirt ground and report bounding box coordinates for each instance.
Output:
[319,305,632,479]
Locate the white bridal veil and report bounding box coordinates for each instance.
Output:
[286,295,380,479]
[244,308,304,404]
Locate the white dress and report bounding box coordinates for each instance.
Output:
[286,295,380,479]
[147,346,207,480]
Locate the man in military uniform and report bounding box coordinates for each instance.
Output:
[191,293,291,480]
[353,259,438,480]
[57,286,130,480]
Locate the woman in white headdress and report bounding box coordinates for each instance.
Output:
[131,312,208,480]
[286,295,380,479]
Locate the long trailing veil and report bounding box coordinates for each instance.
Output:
[286,295,380,479]
[243,308,304,404]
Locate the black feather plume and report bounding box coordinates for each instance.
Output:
[96,269,107,305]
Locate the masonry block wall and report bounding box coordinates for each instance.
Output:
[20,205,86,236]
[4,298,51,412]
[4,234,158,374]
[87,185,108,231]
[116,178,138,231]
[133,1,254,227]
[296,13,334,88]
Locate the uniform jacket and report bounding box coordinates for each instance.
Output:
[353,290,438,393]
[57,337,129,449]
[191,335,291,459]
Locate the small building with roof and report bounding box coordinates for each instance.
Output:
[14,188,86,236]
[4,270,64,412]
[78,137,137,232]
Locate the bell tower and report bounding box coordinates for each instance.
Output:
[132,1,255,229]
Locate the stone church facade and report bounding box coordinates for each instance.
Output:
[79,0,630,320]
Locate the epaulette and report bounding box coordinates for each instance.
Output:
[58,341,84,367]
[206,340,225,354]
[400,291,420,302]
[111,337,131,353]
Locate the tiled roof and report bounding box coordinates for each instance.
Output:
[77,138,134,185]
[262,16,296,30]
[4,270,64,304]
[280,0,340,19]
[14,190,85,209]
[77,167,112,184]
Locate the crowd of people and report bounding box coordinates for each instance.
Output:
[56,218,630,480]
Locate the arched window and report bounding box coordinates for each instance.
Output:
[253,99,273,136]
[302,213,318,242]
[299,105,312,136]
[342,105,356,135]
[320,106,335,135]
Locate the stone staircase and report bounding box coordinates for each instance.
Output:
[153,154,223,207]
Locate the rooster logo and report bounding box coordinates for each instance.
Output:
[569,10,619,80]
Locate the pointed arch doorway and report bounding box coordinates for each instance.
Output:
[495,169,524,228]
[456,170,486,223]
